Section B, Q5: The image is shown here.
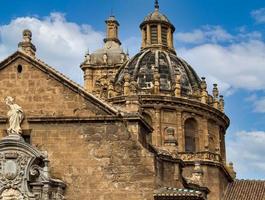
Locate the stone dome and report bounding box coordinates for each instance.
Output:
[88,42,127,66]
[140,2,175,31]
[115,49,201,96]
[143,10,170,24]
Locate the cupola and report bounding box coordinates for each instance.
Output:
[140,0,175,53]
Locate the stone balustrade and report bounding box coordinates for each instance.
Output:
[178,151,222,163]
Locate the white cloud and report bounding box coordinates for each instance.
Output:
[175,25,233,44]
[227,131,265,179]
[0,12,104,84]
[177,26,265,95]
[122,36,141,57]
[251,8,265,24]
[253,97,265,113]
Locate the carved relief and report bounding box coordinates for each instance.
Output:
[1,188,23,200]
[0,137,66,200]
[0,152,29,190]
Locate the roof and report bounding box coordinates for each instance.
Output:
[154,187,207,200]
[114,49,201,96]
[144,10,170,23]
[0,50,118,115]
[223,180,265,200]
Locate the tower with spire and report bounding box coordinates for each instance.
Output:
[80,15,127,97]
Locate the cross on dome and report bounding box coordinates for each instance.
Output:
[155,0,159,10]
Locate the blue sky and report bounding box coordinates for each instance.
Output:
[0,0,265,179]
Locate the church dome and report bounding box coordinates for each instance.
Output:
[143,10,171,24]
[140,0,175,32]
[88,44,127,66]
[81,15,128,67]
[114,48,201,96]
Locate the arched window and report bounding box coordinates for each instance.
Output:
[184,118,198,153]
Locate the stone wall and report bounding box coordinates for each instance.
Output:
[183,164,231,200]
[0,54,156,200]
[26,121,155,200]
[0,56,109,118]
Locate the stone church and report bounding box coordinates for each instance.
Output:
[0,1,264,199]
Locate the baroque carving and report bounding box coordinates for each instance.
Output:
[178,151,221,162]
[0,137,66,200]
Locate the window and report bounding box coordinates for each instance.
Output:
[17,65,23,73]
[184,118,198,153]
[150,25,158,44]
[161,27,168,46]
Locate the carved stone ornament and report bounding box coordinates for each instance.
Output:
[0,136,66,199]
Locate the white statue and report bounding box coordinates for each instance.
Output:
[85,53,91,64]
[103,53,108,64]
[5,96,24,135]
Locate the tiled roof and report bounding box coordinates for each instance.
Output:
[154,187,206,200]
[223,180,265,200]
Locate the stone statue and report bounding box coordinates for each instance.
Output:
[5,96,24,135]
[103,53,108,64]
[85,53,91,64]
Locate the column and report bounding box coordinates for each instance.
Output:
[154,107,161,146]
[141,28,146,48]
[147,24,151,45]
[167,28,173,48]
[84,69,93,92]
[158,24,162,44]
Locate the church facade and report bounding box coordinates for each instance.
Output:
[0,1,264,200]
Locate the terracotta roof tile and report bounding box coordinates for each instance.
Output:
[223,180,265,200]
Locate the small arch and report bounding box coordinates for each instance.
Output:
[17,65,23,73]
[184,118,198,153]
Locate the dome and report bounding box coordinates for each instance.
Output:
[88,43,127,66]
[81,15,128,67]
[140,2,175,31]
[114,49,201,96]
[144,10,170,23]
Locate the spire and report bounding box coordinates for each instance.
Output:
[104,15,121,45]
[155,0,159,10]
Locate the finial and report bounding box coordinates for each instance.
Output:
[155,0,159,10]
[18,29,36,57]
[23,29,32,42]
